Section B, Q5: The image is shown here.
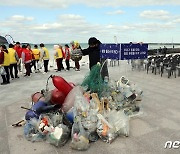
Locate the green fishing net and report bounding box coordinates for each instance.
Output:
[81,64,105,96]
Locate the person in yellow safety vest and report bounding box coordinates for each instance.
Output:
[39,43,50,74]
[8,44,19,79]
[54,45,64,72]
[0,44,10,85]
[32,45,41,72]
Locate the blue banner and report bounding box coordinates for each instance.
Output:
[100,44,120,60]
[121,43,148,60]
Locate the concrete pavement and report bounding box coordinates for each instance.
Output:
[0,61,180,154]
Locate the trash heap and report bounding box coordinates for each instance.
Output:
[22,64,143,150]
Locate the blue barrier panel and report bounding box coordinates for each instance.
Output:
[100,44,120,60]
[121,43,148,60]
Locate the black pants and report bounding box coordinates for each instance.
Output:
[31,60,35,71]
[10,63,18,78]
[65,59,70,70]
[75,61,80,70]
[1,66,10,83]
[25,63,31,76]
[44,60,49,72]
[31,60,39,70]
[56,58,61,71]
[34,60,39,70]
[60,58,64,70]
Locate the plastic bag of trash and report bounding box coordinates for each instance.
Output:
[87,131,99,142]
[79,108,99,142]
[73,87,90,118]
[24,121,37,141]
[47,124,70,147]
[108,79,117,92]
[108,110,129,137]
[74,97,98,142]
[81,109,98,142]
[43,111,63,127]
[129,84,143,101]
[81,110,98,132]
[51,112,63,127]
[120,85,134,98]
[124,104,143,118]
[111,91,125,102]
[0,66,6,75]
[97,120,117,144]
[24,118,46,142]
[62,87,78,113]
[70,119,90,150]
[38,115,54,135]
[96,113,117,144]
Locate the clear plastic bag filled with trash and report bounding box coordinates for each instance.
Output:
[47,124,70,147]
[24,118,46,142]
[96,113,117,144]
[70,118,90,150]
[107,110,129,137]
[73,86,90,118]
[40,111,63,127]
[97,110,129,143]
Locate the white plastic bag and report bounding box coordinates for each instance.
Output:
[0,66,6,75]
[37,61,43,70]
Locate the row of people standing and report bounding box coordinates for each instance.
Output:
[54,44,70,71]
[54,39,109,78]
[0,44,20,85]
[0,37,109,85]
[19,43,50,76]
[0,42,50,85]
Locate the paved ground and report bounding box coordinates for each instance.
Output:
[0,60,180,154]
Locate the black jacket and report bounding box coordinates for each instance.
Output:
[81,46,100,69]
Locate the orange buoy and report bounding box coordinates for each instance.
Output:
[51,75,73,96]
[31,92,45,103]
[51,88,66,105]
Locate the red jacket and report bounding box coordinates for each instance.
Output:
[0,51,4,65]
[64,48,70,60]
[28,49,34,60]
[22,48,32,63]
[14,46,22,58]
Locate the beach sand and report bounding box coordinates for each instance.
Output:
[0,59,180,154]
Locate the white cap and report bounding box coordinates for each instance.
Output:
[54,45,59,50]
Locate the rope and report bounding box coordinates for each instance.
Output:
[100,59,108,75]
[46,75,53,91]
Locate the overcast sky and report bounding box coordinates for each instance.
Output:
[0,0,180,44]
